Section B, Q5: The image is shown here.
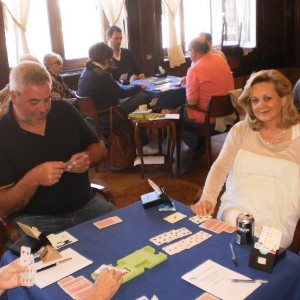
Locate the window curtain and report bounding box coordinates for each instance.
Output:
[235,0,256,49]
[210,0,223,46]
[2,0,30,64]
[99,0,128,48]
[162,0,185,68]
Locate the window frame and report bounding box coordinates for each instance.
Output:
[162,0,256,58]
[46,0,109,71]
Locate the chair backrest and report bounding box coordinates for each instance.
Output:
[74,96,98,119]
[74,96,110,139]
[205,94,239,131]
[208,94,237,118]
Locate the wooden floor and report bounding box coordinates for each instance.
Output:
[89,136,211,209]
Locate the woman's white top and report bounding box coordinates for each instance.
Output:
[200,121,300,248]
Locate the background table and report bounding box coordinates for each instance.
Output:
[2,200,300,300]
[131,76,186,109]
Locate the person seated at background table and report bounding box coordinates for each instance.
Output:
[293,77,300,111]
[199,32,226,60]
[0,61,116,236]
[0,54,40,118]
[43,52,76,99]
[182,36,234,159]
[0,258,122,300]
[191,69,300,248]
[106,25,145,83]
[78,42,158,155]
[180,32,226,85]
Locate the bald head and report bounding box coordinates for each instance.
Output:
[189,37,209,55]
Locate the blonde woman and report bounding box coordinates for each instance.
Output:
[192,69,300,248]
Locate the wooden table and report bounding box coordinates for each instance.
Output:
[130,117,177,178]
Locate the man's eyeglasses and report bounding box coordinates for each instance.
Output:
[50,60,63,66]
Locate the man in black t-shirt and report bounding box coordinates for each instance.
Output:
[0,61,115,235]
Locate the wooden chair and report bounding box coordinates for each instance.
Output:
[73,95,111,140]
[292,218,300,254]
[178,94,239,166]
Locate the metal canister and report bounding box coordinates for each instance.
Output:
[236,212,254,245]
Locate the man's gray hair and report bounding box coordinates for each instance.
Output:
[9,61,51,94]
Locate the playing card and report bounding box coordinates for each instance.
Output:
[189,215,212,225]
[163,212,187,224]
[149,228,191,245]
[222,223,236,233]
[200,219,235,234]
[162,231,211,255]
[66,280,93,296]
[20,246,35,287]
[94,264,129,276]
[73,287,93,300]
[195,292,220,300]
[93,216,122,229]
[59,275,87,289]
[58,275,93,300]
[57,276,75,286]
[199,218,219,230]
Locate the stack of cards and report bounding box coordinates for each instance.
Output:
[58,275,93,300]
[163,212,187,224]
[20,246,35,287]
[162,231,212,255]
[93,216,122,229]
[189,215,212,225]
[199,219,235,234]
[149,228,192,246]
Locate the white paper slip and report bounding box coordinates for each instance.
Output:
[182,260,261,300]
[165,114,180,119]
[35,248,93,288]
[134,156,164,166]
[47,231,78,249]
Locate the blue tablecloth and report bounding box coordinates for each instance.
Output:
[130,76,186,109]
[2,200,300,300]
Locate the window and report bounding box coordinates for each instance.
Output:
[3,0,106,69]
[162,0,256,53]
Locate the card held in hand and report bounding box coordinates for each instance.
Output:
[93,216,122,229]
[20,246,35,287]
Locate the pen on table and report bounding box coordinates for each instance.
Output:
[228,279,268,284]
[36,257,72,273]
[229,242,238,266]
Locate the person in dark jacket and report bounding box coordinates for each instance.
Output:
[78,42,157,154]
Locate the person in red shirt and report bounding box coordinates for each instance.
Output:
[182,36,234,158]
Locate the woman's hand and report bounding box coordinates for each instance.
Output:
[191,200,215,217]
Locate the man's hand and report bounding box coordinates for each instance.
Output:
[85,268,123,300]
[65,152,90,173]
[28,161,66,186]
[180,76,186,84]
[191,200,215,217]
[138,83,147,89]
[0,258,26,295]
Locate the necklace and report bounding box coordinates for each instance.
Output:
[259,129,286,145]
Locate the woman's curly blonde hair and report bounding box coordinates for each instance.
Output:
[238,69,299,130]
